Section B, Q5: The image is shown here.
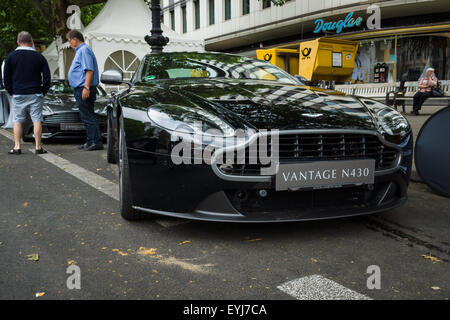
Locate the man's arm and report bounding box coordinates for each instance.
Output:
[82,70,94,100]
[41,56,51,95]
[3,56,13,96]
[80,48,96,100]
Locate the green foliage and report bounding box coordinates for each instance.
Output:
[80,2,106,26]
[0,0,52,60]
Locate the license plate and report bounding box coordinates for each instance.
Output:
[60,123,85,131]
[275,159,375,191]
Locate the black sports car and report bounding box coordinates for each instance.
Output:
[22,80,108,142]
[102,52,413,222]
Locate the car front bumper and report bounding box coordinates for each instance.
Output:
[126,135,413,223]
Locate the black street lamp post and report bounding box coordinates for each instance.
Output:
[145,0,169,54]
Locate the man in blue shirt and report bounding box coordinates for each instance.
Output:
[67,30,103,151]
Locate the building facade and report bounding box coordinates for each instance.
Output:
[161,0,450,83]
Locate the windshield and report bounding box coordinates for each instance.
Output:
[139,52,298,85]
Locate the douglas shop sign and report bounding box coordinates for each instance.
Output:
[314,4,381,34]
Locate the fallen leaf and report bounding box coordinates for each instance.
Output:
[178,241,191,245]
[112,249,128,256]
[311,258,318,263]
[23,202,29,207]
[422,254,443,263]
[26,254,39,261]
[431,286,440,291]
[67,260,77,265]
[248,238,263,242]
[138,247,157,256]
[35,292,45,297]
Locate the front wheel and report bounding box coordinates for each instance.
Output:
[22,125,35,142]
[118,115,144,221]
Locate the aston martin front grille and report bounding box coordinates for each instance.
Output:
[43,113,106,125]
[218,133,399,176]
[43,112,81,124]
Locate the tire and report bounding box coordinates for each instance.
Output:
[118,115,143,221]
[22,130,35,143]
[22,135,35,143]
[106,112,117,164]
[22,120,35,142]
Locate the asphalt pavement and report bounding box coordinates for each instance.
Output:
[0,106,449,300]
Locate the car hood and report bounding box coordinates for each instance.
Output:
[43,93,109,114]
[130,79,378,131]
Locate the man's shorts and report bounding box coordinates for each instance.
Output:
[12,94,44,123]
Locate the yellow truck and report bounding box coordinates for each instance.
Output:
[257,38,359,83]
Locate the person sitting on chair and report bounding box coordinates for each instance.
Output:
[411,68,437,115]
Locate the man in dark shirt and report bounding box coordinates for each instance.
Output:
[4,31,51,155]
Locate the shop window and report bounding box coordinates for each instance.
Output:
[353,34,449,84]
[397,35,448,81]
[352,37,396,84]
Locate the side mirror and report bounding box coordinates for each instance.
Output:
[101,69,124,85]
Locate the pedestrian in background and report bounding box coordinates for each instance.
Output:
[411,67,438,115]
[66,30,103,151]
[3,31,50,154]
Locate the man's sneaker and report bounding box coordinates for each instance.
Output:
[85,143,104,151]
[78,143,89,150]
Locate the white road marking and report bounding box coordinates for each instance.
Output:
[277,275,372,300]
[34,151,120,201]
[0,129,187,228]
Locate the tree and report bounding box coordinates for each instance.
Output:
[0,0,52,59]
[28,0,106,40]
[1,0,288,60]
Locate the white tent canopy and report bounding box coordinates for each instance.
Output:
[43,0,204,82]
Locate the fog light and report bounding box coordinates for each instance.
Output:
[258,189,268,198]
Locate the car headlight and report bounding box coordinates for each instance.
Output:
[359,99,411,145]
[147,103,236,140]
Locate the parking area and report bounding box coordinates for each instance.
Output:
[0,106,449,300]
